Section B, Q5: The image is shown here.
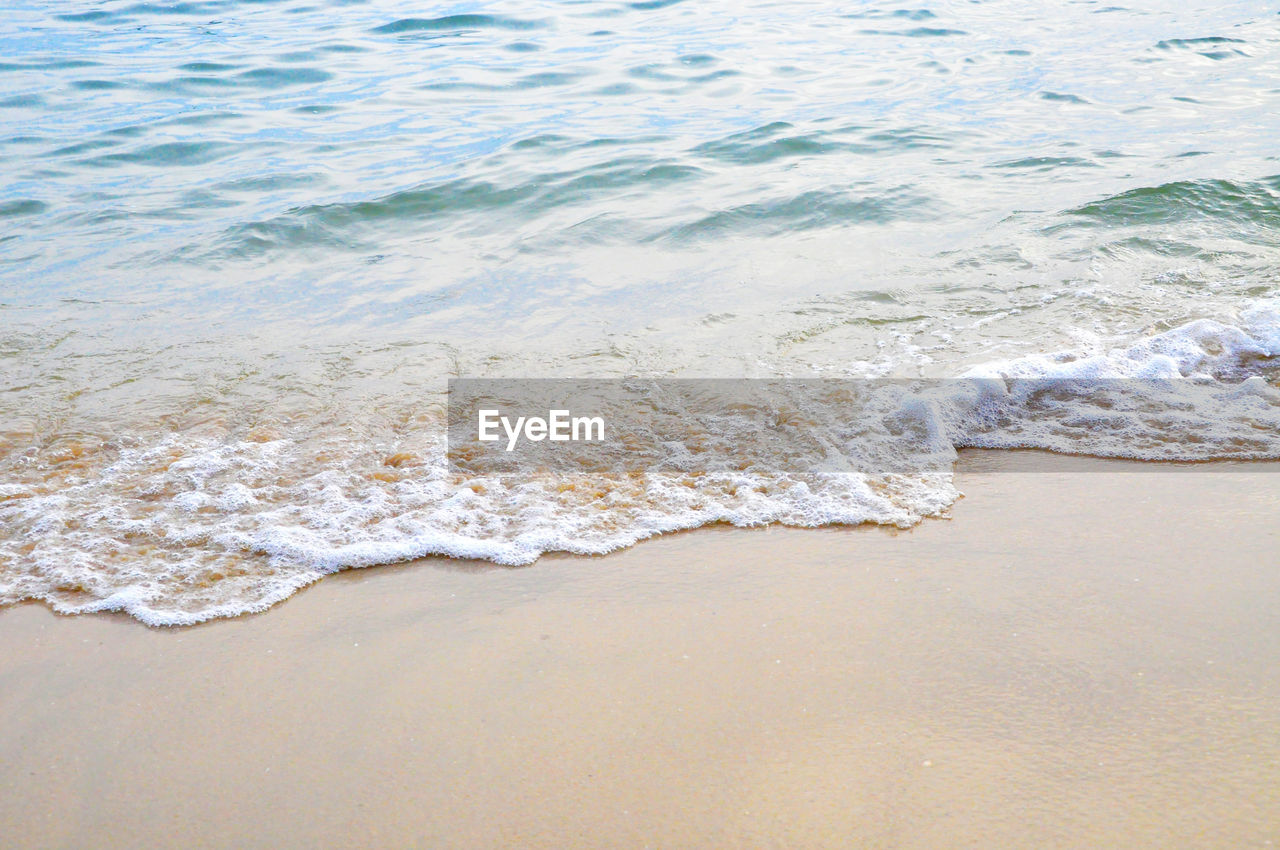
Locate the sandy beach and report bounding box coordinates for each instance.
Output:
[7,1,1280,846]
[2,451,1277,848]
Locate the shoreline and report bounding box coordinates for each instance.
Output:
[2,450,1279,847]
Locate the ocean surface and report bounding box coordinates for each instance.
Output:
[2,0,1279,624]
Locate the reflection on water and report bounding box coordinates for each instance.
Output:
[3,0,1279,393]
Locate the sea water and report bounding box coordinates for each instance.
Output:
[1,0,1278,623]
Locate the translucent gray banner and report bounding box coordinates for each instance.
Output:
[447,378,1280,475]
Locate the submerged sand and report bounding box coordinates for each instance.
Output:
[2,451,1278,848]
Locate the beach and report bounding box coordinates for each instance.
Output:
[5,0,1280,625]
[4,451,1277,848]
[4,2,1280,842]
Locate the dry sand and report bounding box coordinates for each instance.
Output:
[2,451,1278,848]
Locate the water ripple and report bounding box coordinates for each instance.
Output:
[1062,176,1280,229]
[371,15,547,35]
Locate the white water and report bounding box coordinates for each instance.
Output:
[2,305,1276,625]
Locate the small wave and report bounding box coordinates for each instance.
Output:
[1150,36,1250,61]
[844,9,937,21]
[201,156,703,258]
[654,186,933,243]
[1155,36,1247,50]
[693,122,850,165]
[686,121,950,167]
[1061,176,1280,229]
[0,200,47,218]
[371,15,545,35]
[55,1,236,24]
[989,156,1099,171]
[1040,91,1090,104]
[628,0,688,11]
[88,141,235,168]
[0,427,953,625]
[3,305,1278,625]
[861,27,968,37]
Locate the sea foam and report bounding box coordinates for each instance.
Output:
[1,304,1277,625]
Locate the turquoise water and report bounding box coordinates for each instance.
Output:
[2,0,1279,623]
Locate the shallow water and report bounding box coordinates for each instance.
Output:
[2,0,1279,622]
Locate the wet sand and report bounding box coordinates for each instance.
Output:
[2,451,1278,848]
